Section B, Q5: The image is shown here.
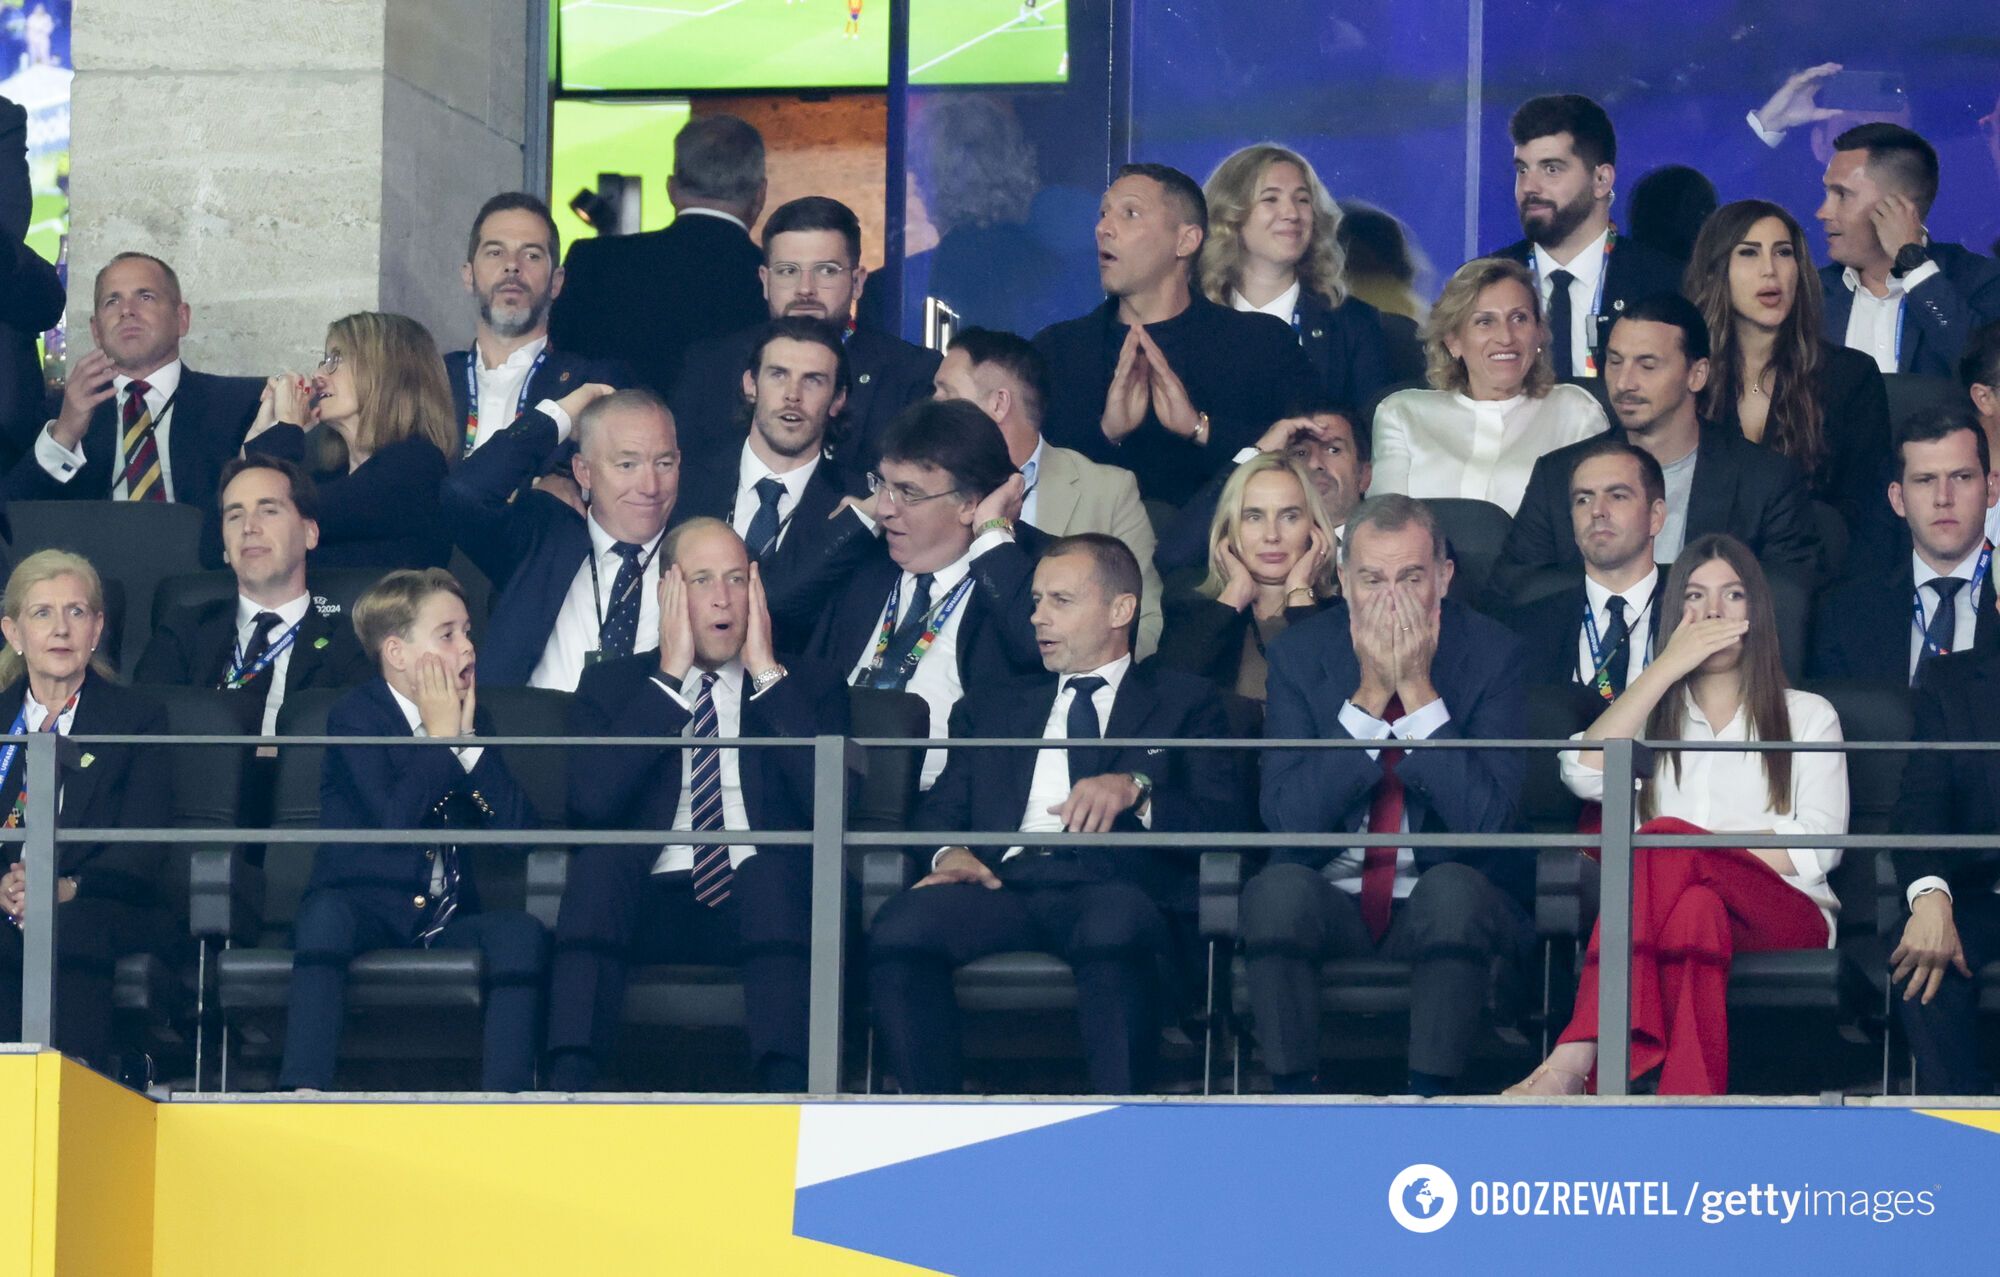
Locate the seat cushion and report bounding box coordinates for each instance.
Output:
[954,952,1078,1013]
[216,948,485,1011]
[621,964,747,1028]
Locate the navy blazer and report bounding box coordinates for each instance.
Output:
[310,679,535,926]
[1490,421,1820,609]
[1894,648,2000,896]
[1295,289,1392,415]
[1260,598,1533,908]
[135,588,372,693]
[1497,576,1667,689]
[670,322,941,483]
[0,243,62,468]
[443,344,626,458]
[566,653,849,843]
[550,214,767,401]
[1817,244,2000,378]
[1491,234,1687,369]
[247,427,452,569]
[914,662,1246,904]
[1808,552,2000,685]
[0,672,171,907]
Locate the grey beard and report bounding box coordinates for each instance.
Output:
[480,296,547,338]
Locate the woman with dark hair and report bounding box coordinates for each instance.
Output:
[1628,164,1718,265]
[1201,144,1391,411]
[1684,200,1892,550]
[246,312,459,569]
[1507,535,1848,1096]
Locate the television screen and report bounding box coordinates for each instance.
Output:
[557,0,1069,92]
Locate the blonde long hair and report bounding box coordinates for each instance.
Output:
[1200,143,1349,308]
[1421,256,1556,397]
[1197,454,1340,600]
[325,312,458,462]
[0,550,119,688]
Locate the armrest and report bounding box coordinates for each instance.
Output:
[1198,850,1243,940]
[1534,846,1597,940]
[1874,852,1904,941]
[860,848,914,933]
[188,849,264,944]
[525,848,570,932]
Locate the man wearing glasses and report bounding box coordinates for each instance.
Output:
[806,398,1045,789]
[669,196,940,483]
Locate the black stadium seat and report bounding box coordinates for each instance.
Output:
[148,566,392,637]
[1428,497,1511,609]
[1882,374,1963,429]
[6,499,204,676]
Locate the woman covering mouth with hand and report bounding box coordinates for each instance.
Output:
[1368,256,1608,516]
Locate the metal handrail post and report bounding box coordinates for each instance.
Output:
[19,731,60,1045]
[1595,738,1636,1097]
[806,735,849,1095]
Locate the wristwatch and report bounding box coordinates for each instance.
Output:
[1892,242,1930,278]
[976,516,1015,537]
[1129,771,1154,815]
[749,665,788,695]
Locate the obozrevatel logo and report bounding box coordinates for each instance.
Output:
[1388,1164,1458,1233]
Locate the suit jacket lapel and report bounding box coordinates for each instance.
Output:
[843,329,884,430]
[167,371,205,503]
[1010,682,1058,814]
[0,680,28,817]
[1100,666,1155,775]
[284,604,342,691]
[87,398,118,483]
[1683,427,1731,543]
[1976,570,2000,653]
[733,677,767,823]
[1820,267,1853,346]
[1031,446,1081,536]
[57,679,111,819]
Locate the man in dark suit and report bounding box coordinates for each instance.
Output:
[0,93,63,470]
[551,114,768,402]
[1491,294,1820,609]
[672,316,866,653]
[1499,437,1668,694]
[547,519,848,1092]
[278,570,546,1092]
[806,398,1045,790]
[1491,95,1685,381]
[670,196,939,480]
[441,382,681,689]
[1034,163,1316,507]
[871,533,1244,1094]
[1810,405,1999,684]
[4,253,260,517]
[446,193,624,461]
[1815,124,2000,378]
[1890,645,2000,1093]
[1244,495,1533,1096]
[136,456,370,721]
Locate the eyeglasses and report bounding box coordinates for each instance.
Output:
[865,471,962,508]
[767,262,853,285]
[315,351,344,374]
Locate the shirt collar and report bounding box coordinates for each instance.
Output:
[1913,542,1987,589]
[1060,653,1133,699]
[1453,391,1528,415]
[1679,687,1748,738]
[739,437,820,499]
[677,206,749,232]
[1021,437,1046,484]
[586,510,668,560]
[909,540,984,593]
[1229,280,1301,323]
[1582,565,1660,618]
[21,691,81,734]
[114,358,184,403]
[1533,226,1610,291]
[477,334,548,373]
[1841,264,1906,300]
[683,658,746,700]
[236,590,313,634]
[386,682,426,736]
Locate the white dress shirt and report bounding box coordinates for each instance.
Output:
[466,336,549,455]
[1576,568,1660,692]
[1909,544,1988,679]
[647,660,762,874]
[677,206,750,233]
[233,591,312,735]
[1018,437,1046,528]
[1839,264,1942,375]
[1656,445,1699,562]
[385,682,483,894]
[1322,695,1454,898]
[1533,228,1610,375]
[728,440,820,551]
[38,359,183,498]
[1559,688,1849,937]
[1230,280,1302,326]
[18,692,82,815]
[1370,384,1608,515]
[846,528,1013,789]
[528,515,666,692]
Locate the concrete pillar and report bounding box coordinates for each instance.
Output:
[67,0,532,375]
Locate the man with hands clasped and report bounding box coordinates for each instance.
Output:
[548,519,849,1092]
[1244,495,1534,1096]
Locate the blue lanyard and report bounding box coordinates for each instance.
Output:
[1912,544,1991,658]
[0,702,33,798]
[867,573,976,681]
[1893,297,1905,369]
[1579,582,1656,701]
[463,346,549,455]
[221,616,305,690]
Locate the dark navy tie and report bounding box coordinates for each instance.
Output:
[1600,596,1631,697]
[1547,268,1576,379]
[1916,577,1967,682]
[599,542,645,657]
[1064,675,1108,783]
[745,476,787,559]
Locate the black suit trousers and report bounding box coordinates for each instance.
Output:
[546,847,811,1091]
[0,898,174,1069]
[1898,891,2000,1095]
[277,889,547,1091]
[869,869,1170,1094]
[1241,861,1531,1080]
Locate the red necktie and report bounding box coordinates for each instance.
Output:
[1359,695,1405,944]
[120,379,166,502]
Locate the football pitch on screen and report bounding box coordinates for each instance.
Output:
[558,0,1068,91]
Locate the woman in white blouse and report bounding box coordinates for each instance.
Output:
[1370,257,1607,514]
[1506,534,1848,1097]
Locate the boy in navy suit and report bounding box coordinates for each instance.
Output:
[278,569,546,1091]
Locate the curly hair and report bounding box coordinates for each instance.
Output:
[1420,257,1555,397]
[913,97,1037,232]
[1199,143,1348,308]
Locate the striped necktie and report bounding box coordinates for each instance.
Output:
[120,379,167,502]
[687,672,732,907]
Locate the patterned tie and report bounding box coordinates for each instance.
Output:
[1063,674,1108,784]
[687,672,732,907]
[1599,596,1631,697]
[598,542,646,658]
[1359,695,1406,944]
[872,572,935,691]
[120,379,166,502]
[415,840,463,947]
[232,611,283,687]
[1915,577,1967,684]
[1546,269,1576,380]
[745,476,787,559]
[3,696,69,832]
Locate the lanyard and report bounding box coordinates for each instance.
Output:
[1892,297,1905,369]
[1912,544,1991,659]
[0,690,78,831]
[585,535,661,642]
[463,346,548,455]
[1534,230,1615,377]
[864,573,976,683]
[220,616,305,690]
[1580,580,1656,703]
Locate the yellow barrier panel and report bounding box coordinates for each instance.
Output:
[0,1051,156,1277]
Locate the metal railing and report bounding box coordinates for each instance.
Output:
[8,729,2000,1098]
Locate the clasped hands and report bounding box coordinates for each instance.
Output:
[1102,325,1203,443]
[1348,585,1441,719]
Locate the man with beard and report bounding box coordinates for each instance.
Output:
[446,193,623,460]
[670,196,940,482]
[1492,95,1684,381]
